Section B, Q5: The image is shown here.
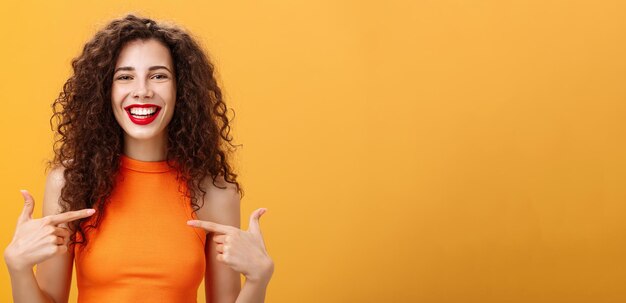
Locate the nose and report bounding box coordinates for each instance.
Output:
[132,81,154,99]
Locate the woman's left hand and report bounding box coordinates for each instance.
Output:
[187,208,274,284]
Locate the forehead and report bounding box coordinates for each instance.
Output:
[115,39,173,68]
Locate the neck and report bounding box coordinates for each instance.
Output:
[123,132,168,161]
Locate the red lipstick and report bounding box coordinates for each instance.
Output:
[124,104,162,125]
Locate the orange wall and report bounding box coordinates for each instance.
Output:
[1,1,625,302]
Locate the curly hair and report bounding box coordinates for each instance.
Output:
[49,14,243,249]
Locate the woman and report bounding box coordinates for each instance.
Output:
[3,14,273,303]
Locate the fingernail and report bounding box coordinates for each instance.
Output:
[187,220,196,226]
[86,209,96,215]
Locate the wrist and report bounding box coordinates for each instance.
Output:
[3,247,31,274]
[245,259,274,285]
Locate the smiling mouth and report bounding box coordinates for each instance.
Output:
[124,104,162,125]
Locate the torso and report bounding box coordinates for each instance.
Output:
[73,155,206,303]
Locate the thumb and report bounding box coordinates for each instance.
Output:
[18,190,35,224]
[247,208,267,235]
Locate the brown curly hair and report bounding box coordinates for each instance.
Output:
[48,14,243,249]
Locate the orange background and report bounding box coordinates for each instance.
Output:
[1,1,626,302]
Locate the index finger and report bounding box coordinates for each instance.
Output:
[47,209,96,226]
[187,220,237,235]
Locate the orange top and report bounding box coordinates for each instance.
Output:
[74,155,207,303]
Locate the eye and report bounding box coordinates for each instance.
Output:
[116,75,132,81]
[152,74,169,80]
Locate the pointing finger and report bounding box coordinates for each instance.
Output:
[187,220,237,235]
[47,209,96,226]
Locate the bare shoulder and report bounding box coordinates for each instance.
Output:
[194,175,241,228]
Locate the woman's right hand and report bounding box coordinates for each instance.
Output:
[3,190,96,273]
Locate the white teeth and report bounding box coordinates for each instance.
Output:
[129,107,157,115]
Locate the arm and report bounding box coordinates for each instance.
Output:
[197,177,241,303]
[36,167,75,303]
[4,268,55,303]
[192,177,273,303]
[234,276,272,303]
[4,167,75,303]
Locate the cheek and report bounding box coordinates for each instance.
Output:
[160,85,176,105]
[111,86,124,107]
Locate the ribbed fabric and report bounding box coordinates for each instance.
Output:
[74,155,206,303]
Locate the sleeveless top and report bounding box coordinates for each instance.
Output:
[74,155,207,303]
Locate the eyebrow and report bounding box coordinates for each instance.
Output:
[114,65,173,74]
